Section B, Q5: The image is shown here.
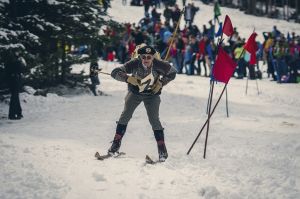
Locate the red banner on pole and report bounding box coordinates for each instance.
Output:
[244,32,258,65]
[212,47,237,84]
[222,15,234,37]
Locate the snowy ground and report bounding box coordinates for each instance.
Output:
[1,1,300,199]
[1,60,299,199]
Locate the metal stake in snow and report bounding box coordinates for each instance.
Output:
[187,84,227,156]
[245,73,260,95]
[202,31,225,159]
[206,38,229,117]
[187,49,245,156]
[244,29,260,95]
[188,24,259,158]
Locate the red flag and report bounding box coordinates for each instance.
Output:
[244,32,258,65]
[222,15,234,37]
[249,53,256,65]
[212,47,237,84]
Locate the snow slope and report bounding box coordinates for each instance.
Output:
[109,0,300,42]
[1,1,300,199]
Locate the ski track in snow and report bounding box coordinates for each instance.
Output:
[1,1,300,198]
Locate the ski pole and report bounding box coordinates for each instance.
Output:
[98,71,111,76]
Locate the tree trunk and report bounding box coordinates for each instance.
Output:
[296,0,300,22]
[9,0,17,19]
[239,0,247,11]
[285,0,288,20]
[265,0,268,15]
[268,0,273,17]
[282,0,285,20]
[53,40,60,82]
[61,40,66,83]
[223,0,233,6]
[253,0,257,15]
[240,0,246,11]
[247,0,256,15]
[223,0,227,6]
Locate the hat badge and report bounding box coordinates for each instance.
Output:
[146,48,151,53]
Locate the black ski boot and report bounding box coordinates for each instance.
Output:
[108,123,127,155]
[158,141,168,162]
[108,137,121,154]
[154,130,168,162]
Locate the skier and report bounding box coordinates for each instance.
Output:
[108,45,176,161]
[89,60,101,96]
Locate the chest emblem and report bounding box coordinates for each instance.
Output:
[138,72,155,92]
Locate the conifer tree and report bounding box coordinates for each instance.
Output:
[0,0,123,88]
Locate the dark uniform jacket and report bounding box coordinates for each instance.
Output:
[111,58,176,95]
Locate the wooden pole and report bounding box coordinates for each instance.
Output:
[164,7,185,60]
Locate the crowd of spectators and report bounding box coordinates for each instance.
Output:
[100,0,300,83]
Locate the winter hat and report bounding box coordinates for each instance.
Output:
[137,45,156,55]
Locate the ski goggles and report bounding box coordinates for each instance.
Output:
[140,55,153,60]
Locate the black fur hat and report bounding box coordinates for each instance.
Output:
[137,45,156,55]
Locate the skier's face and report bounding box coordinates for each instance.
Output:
[140,54,154,68]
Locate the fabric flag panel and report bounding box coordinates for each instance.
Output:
[244,32,258,65]
[212,47,237,84]
[222,15,234,37]
[215,22,223,37]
